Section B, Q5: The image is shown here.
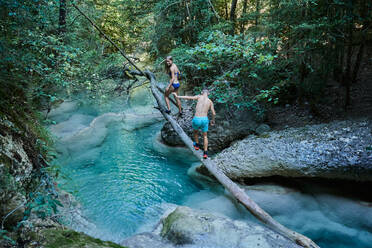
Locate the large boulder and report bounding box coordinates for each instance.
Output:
[203,119,372,181]
[161,103,262,153]
[121,205,301,248]
[160,206,301,248]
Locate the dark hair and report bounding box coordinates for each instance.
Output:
[164,56,173,74]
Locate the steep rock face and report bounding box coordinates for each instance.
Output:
[121,206,301,248]
[203,119,372,181]
[0,119,36,228]
[161,103,262,153]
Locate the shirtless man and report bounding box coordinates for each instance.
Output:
[173,89,216,159]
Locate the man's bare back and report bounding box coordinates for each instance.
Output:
[195,95,213,117]
[173,91,215,121]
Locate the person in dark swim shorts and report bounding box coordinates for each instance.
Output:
[164,56,182,115]
[173,89,216,159]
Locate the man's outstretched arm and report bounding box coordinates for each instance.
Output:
[173,93,199,100]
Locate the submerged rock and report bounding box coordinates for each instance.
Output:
[50,111,162,156]
[161,103,261,153]
[47,100,80,123]
[121,206,301,248]
[206,119,372,181]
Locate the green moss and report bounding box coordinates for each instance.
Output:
[160,209,183,237]
[258,133,271,139]
[38,228,127,248]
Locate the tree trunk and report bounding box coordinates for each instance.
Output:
[343,1,353,110]
[351,0,368,87]
[224,0,229,19]
[230,0,239,34]
[254,0,260,42]
[239,0,248,33]
[59,0,67,33]
[146,71,320,248]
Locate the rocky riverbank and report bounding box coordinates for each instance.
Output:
[197,119,372,182]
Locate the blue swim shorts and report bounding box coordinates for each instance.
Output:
[172,81,180,89]
[192,116,209,132]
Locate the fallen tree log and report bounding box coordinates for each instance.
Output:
[145,70,319,248]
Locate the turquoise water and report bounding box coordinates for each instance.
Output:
[56,121,201,242]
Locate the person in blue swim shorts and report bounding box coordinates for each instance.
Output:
[164,56,182,115]
[173,89,216,159]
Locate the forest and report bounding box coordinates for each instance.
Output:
[0,0,371,247]
[1,0,370,114]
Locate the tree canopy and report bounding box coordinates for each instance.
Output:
[0,0,371,115]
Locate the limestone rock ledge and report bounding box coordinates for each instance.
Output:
[205,119,372,181]
[121,206,301,248]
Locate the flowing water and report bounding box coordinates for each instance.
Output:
[49,87,372,248]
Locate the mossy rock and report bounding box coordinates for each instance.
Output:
[33,228,127,248]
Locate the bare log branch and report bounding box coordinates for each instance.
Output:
[71,1,144,75]
[207,0,220,20]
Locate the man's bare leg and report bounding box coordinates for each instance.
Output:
[193,130,199,150]
[203,132,208,151]
[202,132,208,158]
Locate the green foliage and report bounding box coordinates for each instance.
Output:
[255,80,296,105]
[148,0,219,57]
[169,31,280,110]
[0,229,16,245]
[152,0,370,108]
[23,191,63,221]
